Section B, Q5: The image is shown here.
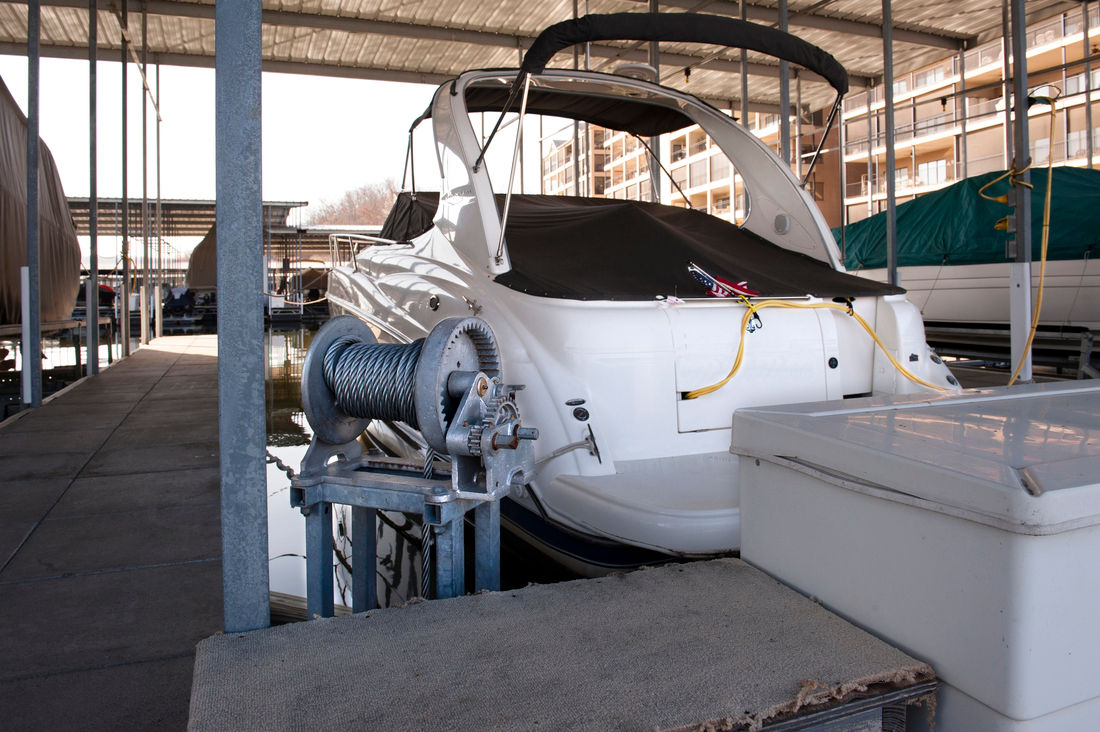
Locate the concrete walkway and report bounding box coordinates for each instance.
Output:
[0,336,222,730]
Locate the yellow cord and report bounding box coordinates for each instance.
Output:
[1007,100,1057,386]
[683,299,950,399]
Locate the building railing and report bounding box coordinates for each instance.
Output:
[843,3,1100,115]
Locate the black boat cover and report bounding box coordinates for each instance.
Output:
[464,84,697,137]
[380,191,438,242]
[521,14,849,95]
[380,191,903,300]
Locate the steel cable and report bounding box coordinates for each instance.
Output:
[322,337,424,425]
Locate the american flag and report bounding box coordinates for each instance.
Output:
[688,262,760,298]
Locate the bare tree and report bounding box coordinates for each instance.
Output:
[306,180,398,225]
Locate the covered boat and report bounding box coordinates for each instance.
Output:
[840,167,1100,329]
[327,13,959,573]
[0,75,81,325]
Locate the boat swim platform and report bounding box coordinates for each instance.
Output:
[189,558,934,731]
[0,335,222,730]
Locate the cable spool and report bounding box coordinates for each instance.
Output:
[302,315,501,452]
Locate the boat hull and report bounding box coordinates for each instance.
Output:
[855,260,1100,329]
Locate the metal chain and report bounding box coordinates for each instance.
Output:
[266,450,296,480]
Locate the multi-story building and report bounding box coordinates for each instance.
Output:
[842,2,1098,225]
[541,124,609,197]
[541,4,1099,233]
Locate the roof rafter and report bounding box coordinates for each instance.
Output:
[30,0,870,88]
[0,41,790,114]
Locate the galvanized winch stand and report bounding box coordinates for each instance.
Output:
[292,316,537,619]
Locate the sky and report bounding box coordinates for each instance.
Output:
[1,53,559,267]
[0,55,438,221]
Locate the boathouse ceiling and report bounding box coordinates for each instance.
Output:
[0,0,1084,113]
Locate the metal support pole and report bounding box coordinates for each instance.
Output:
[795,75,803,180]
[1085,1,1094,169]
[740,0,749,216]
[305,503,334,619]
[571,0,580,197]
[351,506,377,612]
[1009,0,1033,381]
[1002,0,1013,169]
[474,501,501,592]
[87,0,99,375]
[216,0,270,632]
[120,4,130,356]
[648,0,660,201]
[959,46,968,179]
[433,517,465,599]
[866,87,874,217]
[140,7,149,345]
[154,61,163,337]
[882,0,899,286]
[838,105,847,259]
[778,0,791,165]
[24,0,42,408]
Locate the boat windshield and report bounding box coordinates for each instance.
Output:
[464,73,750,226]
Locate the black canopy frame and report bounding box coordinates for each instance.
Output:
[473,12,849,187]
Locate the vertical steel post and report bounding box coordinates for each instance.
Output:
[120,4,130,355]
[740,0,749,216]
[87,0,99,374]
[474,501,501,592]
[571,0,580,197]
[155,61,163,338]
[140,7,149,345]
[24,0,42,408]
[882,0,899,286]
[839,103,847,259]
[1002,0,1013,169]
[778,0,791,165]
[795,75,803,180]
[648,0,660,200]
[216,0,270,632]
[434,517,465,599]
[866,87,874,217]
[1009,0,1033,381]
[959,46,968,179]
[305,503,334,618]
[1085,1,1094,169]
[351,507,377,612]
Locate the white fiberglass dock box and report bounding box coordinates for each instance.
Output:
[732,381,1100,731]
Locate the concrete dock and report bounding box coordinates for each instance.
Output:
[0,335,222,729]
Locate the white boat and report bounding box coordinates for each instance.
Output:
[843,167,1100,330]
[327,13,959,574]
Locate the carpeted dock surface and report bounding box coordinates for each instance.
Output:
[189,558,933,731]
[0,336,222,730]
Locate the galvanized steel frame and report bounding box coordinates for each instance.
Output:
[216,0,270,633]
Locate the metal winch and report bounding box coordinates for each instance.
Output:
[292,315,537,617]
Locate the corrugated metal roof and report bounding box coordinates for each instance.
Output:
[0,1,1083,113]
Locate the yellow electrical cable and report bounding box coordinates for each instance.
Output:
[1007,99,1058,386]
[684,299,951,399]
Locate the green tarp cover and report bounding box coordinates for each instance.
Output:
[837,167,1100,270]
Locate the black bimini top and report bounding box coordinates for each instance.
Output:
[380,192,903,300]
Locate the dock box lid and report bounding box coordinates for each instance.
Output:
[731,381,1100,535]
